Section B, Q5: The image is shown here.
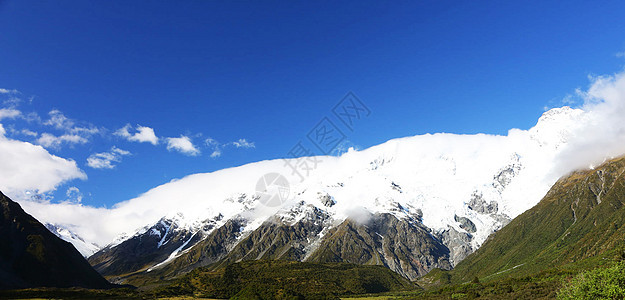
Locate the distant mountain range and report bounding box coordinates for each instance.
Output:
[79,106,593,285]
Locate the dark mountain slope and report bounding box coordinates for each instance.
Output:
[0,191,112,289]
[447,156,625,283]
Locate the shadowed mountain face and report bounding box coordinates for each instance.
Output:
[0,191,111,290]
[447,156,625,283]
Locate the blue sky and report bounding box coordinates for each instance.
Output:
[1,0,625,207]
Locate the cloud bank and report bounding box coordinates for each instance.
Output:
[551,71,625,174]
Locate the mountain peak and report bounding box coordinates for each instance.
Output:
[529,106,586,148]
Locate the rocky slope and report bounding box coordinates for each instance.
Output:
[307,213,452,279]
[0,191,111,289]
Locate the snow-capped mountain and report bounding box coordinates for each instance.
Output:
[45,223,100,257]
[89,213,221,275]
[81,106,594,281]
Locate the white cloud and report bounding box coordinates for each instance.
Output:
[114,125,131,137]
[14,158,293,247]
[86,147,131,169]
[210,149,222,158]
[205,138,219,146]
[0,123,86,196]
[232,138,255,148]
[44,109,74,130]
[23,112,41,123]
[0,88,19,94]
[167,135,200,156]
[34,110,100,149]
[205,137,255,158]
[43,109,99,134]
[20,129,38,137]
[36,133,88,149]
[0,108,21,120]
[71,126,100,136]
[115,124,159,145]
[551,69,625,174]
[65,187,83,204]
[205,138,222,157]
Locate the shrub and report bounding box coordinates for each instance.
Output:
[558,262,625,299]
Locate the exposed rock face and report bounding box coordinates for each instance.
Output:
[468,192,498,214]
[454,215,476,233]
[319,193,336,207]
[0,191,111,289]
[493,153,523,191]
[213,207,331,267]
[440,227,473,265]
[306,213,452,280]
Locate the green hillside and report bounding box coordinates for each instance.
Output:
[157,260,418,299]
[406,156,625,299]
